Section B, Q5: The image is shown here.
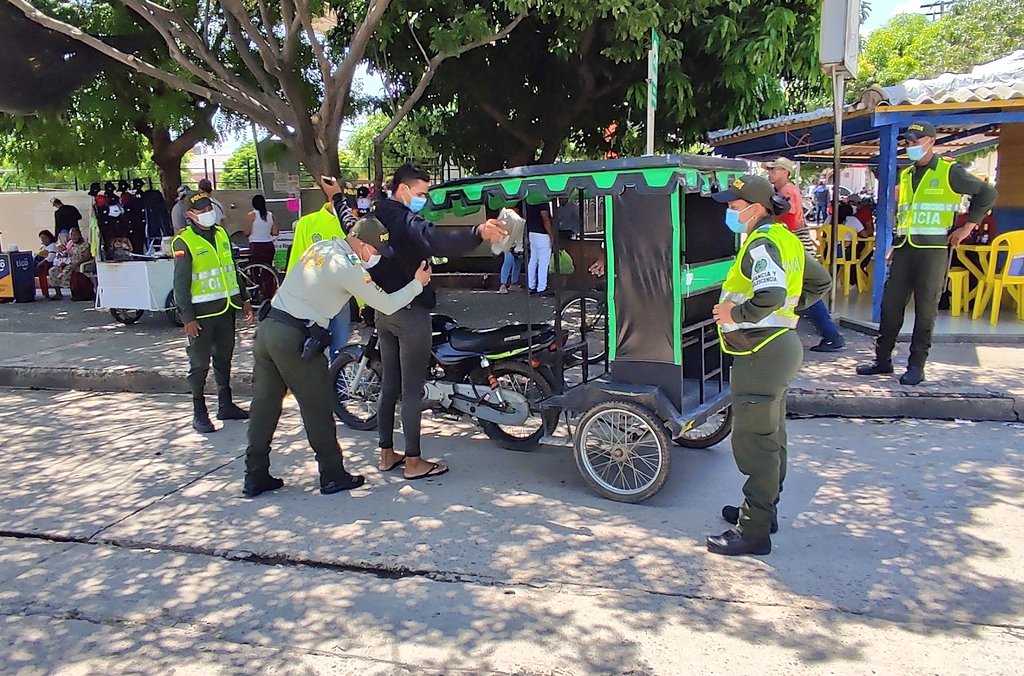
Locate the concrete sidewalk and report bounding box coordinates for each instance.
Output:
[1,290,1022,421]
[1,388,1022,673]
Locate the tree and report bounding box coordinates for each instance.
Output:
[344,113,435,175]
[372,1,823,173]
[856,0,1024,90]
[2,1,220,201]
[218,142,261,189]
[9,0,398,180]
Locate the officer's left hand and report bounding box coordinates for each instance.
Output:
[948,223,976,247]
[712,301,736,326]
[242,300,255,324]
[476,219,508,242]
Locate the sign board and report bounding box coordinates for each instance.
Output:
[819,0,859,79]
[0,253,13,299]
[272,172,301,194]
[648,29,660,109]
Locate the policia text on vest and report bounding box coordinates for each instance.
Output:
[173,219,253,433]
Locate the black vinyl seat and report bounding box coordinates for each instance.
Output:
[448,323,554,354]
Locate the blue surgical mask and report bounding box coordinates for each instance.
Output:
[408,196,428,213]
[906,144,927,162]
[724,205,752,234]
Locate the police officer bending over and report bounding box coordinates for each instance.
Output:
[173,193,254,434]
[242,215,432,498]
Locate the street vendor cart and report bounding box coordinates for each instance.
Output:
[95,257,178,325]
[427,155,748,502]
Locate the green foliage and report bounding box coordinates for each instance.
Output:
[344,113,437,172]
[856,0,1024,90]
[360,0,824,172]
[218,142,260,189]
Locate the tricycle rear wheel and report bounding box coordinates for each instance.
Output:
[673,407,732,449]
[574,400,671,503]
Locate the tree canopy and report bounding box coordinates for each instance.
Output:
[856,0,1024,90]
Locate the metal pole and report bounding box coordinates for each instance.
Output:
[646,54,655,156]
[828,66,844,311]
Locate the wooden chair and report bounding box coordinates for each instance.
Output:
[987,231,1024,325]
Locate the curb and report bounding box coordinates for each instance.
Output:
[788,388,1021,422]
[2,366,1020,423]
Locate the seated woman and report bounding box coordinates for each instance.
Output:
[48,226,93,300]
[34,229,58,300]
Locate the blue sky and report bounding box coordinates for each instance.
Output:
[862,0,923,34]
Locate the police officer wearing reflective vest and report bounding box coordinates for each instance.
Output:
[173,193,254,433]
[708,175,832,556]
[857,121,997,386]
[242,216,432,498]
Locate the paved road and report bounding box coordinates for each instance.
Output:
[2,388,1022,674]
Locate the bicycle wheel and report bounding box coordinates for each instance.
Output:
[239,262,280,306]
[559,292,607,364]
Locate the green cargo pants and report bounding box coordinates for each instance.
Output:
[730,329,804,538]
[186,311,237,398]
[876,245,948,369]
[244,317,346,483]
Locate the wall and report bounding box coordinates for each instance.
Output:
[0,191,95,252]
[994,124,1024,233]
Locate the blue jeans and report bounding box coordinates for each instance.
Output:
[500,251,521,286]
[799,300,842,342]
[328,309,352,360]
[815,204,828,223]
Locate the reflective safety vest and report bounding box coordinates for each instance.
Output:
[896,158,960,249]
[718,223,805,356]
[173,226,241,319]
[286,204,345,273]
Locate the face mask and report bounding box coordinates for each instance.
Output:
[906,143,927,161]
[363,254,381,269]
[196,211,217,227]
[724,205,753,234]
[408,196,428,213]
[357,198,371,210]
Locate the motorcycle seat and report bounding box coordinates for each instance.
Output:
[448,323,553,354]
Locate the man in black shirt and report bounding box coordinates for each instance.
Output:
[50,197,82,234]
[370,164,506,480]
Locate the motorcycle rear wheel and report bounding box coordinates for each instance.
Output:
[475,361,555,451]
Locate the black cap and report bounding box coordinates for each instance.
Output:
[187,192,212,210]
[348,216,395,258]
[711,174,774,210]
[900,121,936,142]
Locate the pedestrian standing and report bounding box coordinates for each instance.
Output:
[50,197,82,233]
[856,121,997,385]
[172,193,254,433]
[243,216,432,497]
[243,194,279,301]
[765,158,845,352]
[707,175,831,556]
[525,201,554,295]
[812,179,829,224]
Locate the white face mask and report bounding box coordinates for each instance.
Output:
[364,254,381,269]
[195,211,217,227]
[357,198,371,210]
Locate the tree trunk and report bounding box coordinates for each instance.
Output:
[154,153,183,208]
[373,137,385,196]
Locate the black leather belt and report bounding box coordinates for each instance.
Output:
[265,307,312,334]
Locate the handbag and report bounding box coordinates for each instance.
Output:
[549,249,575,275]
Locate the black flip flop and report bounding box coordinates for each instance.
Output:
[381,457,406,472]
[405,462,449,481]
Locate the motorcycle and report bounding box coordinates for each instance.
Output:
[329,314,566,450]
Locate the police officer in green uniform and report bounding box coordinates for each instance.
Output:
[242,216,432,498]
[857,121,997,385]
[707,175,832,556]
[173,193,254,434]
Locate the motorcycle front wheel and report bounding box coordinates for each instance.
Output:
[475,361,555,451]
[330,350,383,430]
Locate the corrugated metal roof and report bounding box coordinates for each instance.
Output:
[708,50,1024,145]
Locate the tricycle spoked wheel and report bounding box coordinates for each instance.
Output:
[476,361,555,451]
[559,292,606,365]
[165,290,184,327]
[330,350,382,430]
[110,308,145,325]
[574,400,671,503]
[673,407,732,449]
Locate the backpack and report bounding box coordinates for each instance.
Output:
[70,271,95,302]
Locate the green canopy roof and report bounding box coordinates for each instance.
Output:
[427,155,748,216]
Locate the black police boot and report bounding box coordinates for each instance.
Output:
[722,505,778,534]
[320,472,366,495]
[217,387,250,420]
[242,473,284,498]
[706,529,771,556]
[192,397,216,434]
[856,360,894,376]
[899,365,925,386]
